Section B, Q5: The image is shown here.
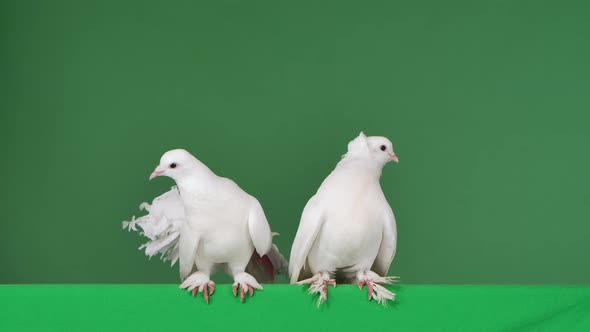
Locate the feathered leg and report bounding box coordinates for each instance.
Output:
[357,270,398,305]
[297,271,336,306]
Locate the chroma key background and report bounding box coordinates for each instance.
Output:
[1,0,589,286]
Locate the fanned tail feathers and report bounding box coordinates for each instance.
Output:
[122,186,185,266]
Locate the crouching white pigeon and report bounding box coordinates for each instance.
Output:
[123,149,287,303]
[289,132,399,305]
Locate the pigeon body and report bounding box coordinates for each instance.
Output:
[289,132,398,304]
[124,149,286,302]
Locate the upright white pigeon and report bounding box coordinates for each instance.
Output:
[289,132,399,305]
[123,149,287,303]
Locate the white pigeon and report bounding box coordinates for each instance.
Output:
[123,149,287,303]
[289,132,399,305]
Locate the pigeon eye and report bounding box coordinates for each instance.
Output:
[169,163,177,169]
[380,145,387,151]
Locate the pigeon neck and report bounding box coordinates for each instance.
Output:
[337,156,384,179]
[175,162,219,193]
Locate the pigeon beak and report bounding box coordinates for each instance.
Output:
[149,166,164,180]
[388,152,399,163]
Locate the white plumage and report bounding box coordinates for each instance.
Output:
[123,149,286,303]
[123,187,184,265]
[289,132,399,305]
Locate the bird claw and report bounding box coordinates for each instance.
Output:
[232,272,262,303]
[186,281,215,303]
[179,272,215,304]
[358,280,376,300]
[298,271,336,306]
[357,270,398,305]
[233,283,256,302]
[191,282,215,303]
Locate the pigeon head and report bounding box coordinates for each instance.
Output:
[149,149,198,181]
[345,132,399,165]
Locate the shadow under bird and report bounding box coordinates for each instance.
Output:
[123,149,287,303]
[289,132,399,305]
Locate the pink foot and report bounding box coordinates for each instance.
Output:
[357,270,398,304]
[358,280,375,300]
[232,284,255,302]
[232,272,263,303]
[191,282,215,304]
[297,271,336,305]
[323,279,337,300]
[179,272,215,304]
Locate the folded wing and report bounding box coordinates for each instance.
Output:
[371,205,397,276]
[288,196,324,283]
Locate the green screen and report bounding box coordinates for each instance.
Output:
[1,0,589,284]
[2,285,590,331]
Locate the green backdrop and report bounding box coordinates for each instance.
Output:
[1,0,589,284]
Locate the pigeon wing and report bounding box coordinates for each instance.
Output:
[178,222,199,281]
[371,204,397,276]
[288,196,324,283]
[247,197,273,257]
[245,196,287,283]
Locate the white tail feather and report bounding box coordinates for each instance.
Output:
[122,186,186,266]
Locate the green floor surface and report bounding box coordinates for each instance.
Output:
[1,285,589,331]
